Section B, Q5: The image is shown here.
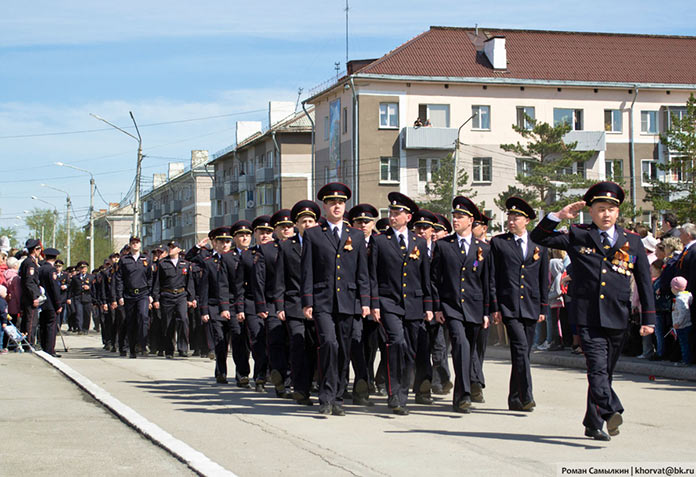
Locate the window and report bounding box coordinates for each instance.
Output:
[641,111,658,134]
[516,107,535,130]
[417,104,450,127]
[472,157,492,183]
[576,161,586,179]
[664,107,688,132]
[418,158,440,183]
[379,103,399,128]
[380,156,400,183]
[604,109,622,132]
[553,108,583,130]
[379,208,389,219]
[472,105,491,130]
[605,160,624,181]
[266,151,274,168]
[516,158,535,177]
[641,160,657,186]
[342,107,348,134]
[323,116,329,140]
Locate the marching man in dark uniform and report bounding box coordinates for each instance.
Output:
[431,196,495,413]
[274,200,321,405]
[114,236,153,358]
[38,248,63,357]
[370,193,433,415]
[198,227,233,383]
[19,239,42,348]
[490,197,549,411]
[530,181,655,440]
[152,241,197,359]
[68,261,94,335]
[301,183,371,416]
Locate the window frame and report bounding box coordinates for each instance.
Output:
[553,108,584,130]
[516,157,535,178]
[472,157,492,183]
[471,105,491,131]
[516,106,535,130]
[641,159,658,186]
[605,159,624,182]
[640,110,658,135]
[379,102,399,129]
[379,156,400,184]
[604,109,623,133]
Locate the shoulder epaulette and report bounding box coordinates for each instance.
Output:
[572,223,591,229]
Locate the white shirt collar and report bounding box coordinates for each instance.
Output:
[686,239,696,251]
[456,232,472,244]
[598,225,616,240]
[328,221,343,234]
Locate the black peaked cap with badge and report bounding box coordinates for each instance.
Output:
[317,182,351,202]
[168,240,181,249]
[210,226,233,240]
[434,213,452,233]
[43,248,60,257]
[231,220,252,235]
[26,238,42,251]
[375,218,390,233]
[348,203,379,223]
[291,200,321,223]
[271,209,293,228]
[252,215,273,231]
[412,209,437,228]
[505,197,536,220]
[451,196,479,217]
[387,192,418,214]
[583,181,625,206]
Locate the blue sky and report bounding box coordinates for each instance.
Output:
[2,0,695,245]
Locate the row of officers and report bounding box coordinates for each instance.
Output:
[18,180,655,442]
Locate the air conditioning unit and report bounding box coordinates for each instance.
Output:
[246,200,255,208]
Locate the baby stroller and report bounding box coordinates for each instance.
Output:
[4,322,33,353]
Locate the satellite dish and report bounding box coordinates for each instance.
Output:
[246,200,255,208]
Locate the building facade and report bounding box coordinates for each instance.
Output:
[307,27,696,229]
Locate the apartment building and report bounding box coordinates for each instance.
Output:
[140,150,213,251]
[306,27,696,228]
[93,202,135,253]
[209,102,313,228]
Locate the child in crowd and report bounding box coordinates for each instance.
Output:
[671,276,693,366]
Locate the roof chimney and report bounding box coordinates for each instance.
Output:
[191,150,208,169]
[152,173,166,189]
[483,36,506,70]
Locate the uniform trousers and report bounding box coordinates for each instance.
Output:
[20,303,38,346]
[382,313,430,408]
[101,307,113,346]
[39,308,57,355]
[245,313,268,382]
[504,317,537,407]
[350,315,369,389]
[472,326,488,388]
[446,318,480,407]
[313,311,353,406]
[363,319,387,390]
[110,305,126,352]
[207,305,230,378]
[74,301,92,332]
[148,307,162,353]
[161,293,189,356]
[229,316,250,381]
[125,295,149,355]
[428,321,451,389]
[265,311,290,386]
[578,325,626,430]
[287,316,317,397]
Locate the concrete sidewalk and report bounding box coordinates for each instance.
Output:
[0,352,195,477]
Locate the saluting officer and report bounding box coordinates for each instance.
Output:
[19,238,43,348]
[347,203,381,405]
[274,200,321,405]
[68,261,94,335]
[152,241,197,358]
[115,236,153,358]
[490,197,549,411]
[370,193,433,415]
[301,183,371,417]
[431,196,495,413]
[254,209,294,399]
[235,216,272,392]
[198,227,233,383]
[38,248,63,357]
[530,182,655,441]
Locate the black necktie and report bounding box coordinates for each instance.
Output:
[460,238,467,255]
[333,227,340,246]
[517,238,524,259]
[399,234,406,249]
[601,231,611,249]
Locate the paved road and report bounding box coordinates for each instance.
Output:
[5,332,696,476]
[0,351,195,476]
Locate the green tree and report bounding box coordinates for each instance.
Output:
[421,153,476,215]
[645,93,696,223]
[0,226,18,248]
[497,117,595,215]
[25,208,60,247]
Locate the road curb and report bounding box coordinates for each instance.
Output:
[485,346,696,381]
[34,350,237,477]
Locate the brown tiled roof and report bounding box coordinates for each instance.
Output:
[356,26,696,85]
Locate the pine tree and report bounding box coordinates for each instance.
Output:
[421,153,476,215]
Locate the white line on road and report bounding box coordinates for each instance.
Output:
[35,350,237,477]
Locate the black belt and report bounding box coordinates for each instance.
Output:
[128,288,145,295]
[162,287,185,294]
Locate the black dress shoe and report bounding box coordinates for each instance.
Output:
[375,385,387,396]
[415,394,434,405]
[606,412,623,436]
[178,351,188,358]
[50,353,62,358]
[454,398,472,413]
[237,377,251,389]
[521,400,536,412]
[276,389,294,399]
[318,403,331,417]
[391,406,409,416]
[294,393,313,406]
[431,385,444,395]
[216,375,228,384]
[585,427,611,441]
[352,394,375,406]
[129,354,137,359]
[165,354,174,359]
[120,350,127,357]
[471,383,485,403]
[110,346,117,352]
[332,404,346,416]
[441,381,454,394]
[255,382,266,393]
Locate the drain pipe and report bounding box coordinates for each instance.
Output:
[349,77,359,203]
[272,130,281,207]
[629,86,639,218]
[302,100,315,199]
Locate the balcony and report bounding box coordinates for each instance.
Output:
[256,204,274,216]
[563,131,606,151]
[243,208,256,220]
[239,175,255,191]
[169,199,183,213]
[401,127,458,150]
[173,225,183,237]
[255,167,274,183]
[224,213,239,225]
[153,208,162,219]
[142,210,154,223]
[210,186,225,200]
[210,216,225,228]
[224,181,239,195]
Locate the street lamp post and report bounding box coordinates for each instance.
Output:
[90,112,143,238]
[451,112,478,205]
[42,184,71,265]
[30,196,58,247]
[56,162,95,270]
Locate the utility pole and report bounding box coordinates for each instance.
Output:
[66,195,72,265]
[56,162,96,268]
[345,0,349,65]
[452,113,478,204]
